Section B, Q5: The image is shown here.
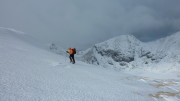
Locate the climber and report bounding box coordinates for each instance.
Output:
[66,48,76,64]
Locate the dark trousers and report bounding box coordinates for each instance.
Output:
[69,54,75,64]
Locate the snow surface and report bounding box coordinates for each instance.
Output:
[0,28,180,101]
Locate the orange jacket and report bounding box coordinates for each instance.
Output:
[68,48,73,54]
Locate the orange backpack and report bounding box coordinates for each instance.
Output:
[72,48,76,54]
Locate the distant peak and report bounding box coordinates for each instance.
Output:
[105,34,141,43]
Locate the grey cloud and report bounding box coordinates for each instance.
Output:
[0,0,180,49]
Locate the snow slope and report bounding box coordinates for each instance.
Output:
[0,28,180,101]
[81,33,180,73]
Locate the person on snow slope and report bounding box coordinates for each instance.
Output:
[66,48,76,64]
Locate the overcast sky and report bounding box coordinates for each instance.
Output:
[0,0,180,49]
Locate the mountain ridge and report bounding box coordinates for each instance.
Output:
[81,32,180,72]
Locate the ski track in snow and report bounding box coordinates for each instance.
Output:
[0,28,180,101]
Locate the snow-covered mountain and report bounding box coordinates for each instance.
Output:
[0,27,180,101]
[81,32,180,72]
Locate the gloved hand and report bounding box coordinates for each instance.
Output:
[66,51,68,53]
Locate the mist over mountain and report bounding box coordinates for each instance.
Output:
[1,0,180,49]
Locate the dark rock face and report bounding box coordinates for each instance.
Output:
[94,46,135,63]
[139,49,167,63]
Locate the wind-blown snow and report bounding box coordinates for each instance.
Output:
[0,28,180,101]
[0,27,25,35]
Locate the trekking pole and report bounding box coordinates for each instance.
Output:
[65,51,67,63]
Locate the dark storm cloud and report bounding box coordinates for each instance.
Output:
[0,0,180,49]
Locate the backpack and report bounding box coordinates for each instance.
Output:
[72,48,76,54]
